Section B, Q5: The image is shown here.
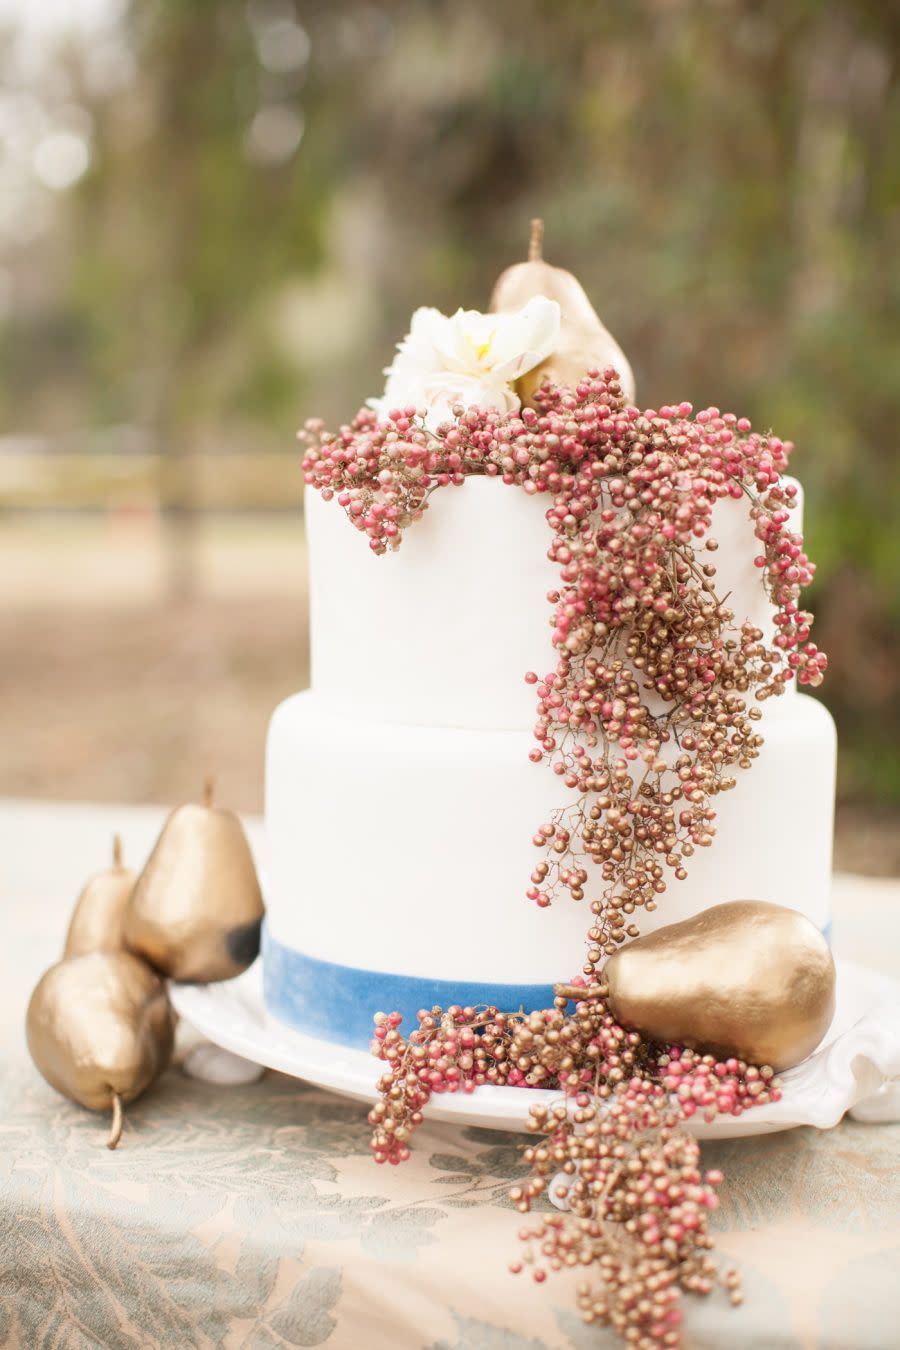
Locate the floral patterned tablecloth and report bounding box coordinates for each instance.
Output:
[2,800,900,1350]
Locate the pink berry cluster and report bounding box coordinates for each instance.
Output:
[652,1045,781,1122]
[368,984,777,1346]
[368,986,779,1164]
[301,373,826,967]
[513,1087,738,1349]
[368,1003,519,1165]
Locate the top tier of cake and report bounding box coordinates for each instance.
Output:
[306,475,802,732]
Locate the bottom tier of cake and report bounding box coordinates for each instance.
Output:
[264,690,836,1047]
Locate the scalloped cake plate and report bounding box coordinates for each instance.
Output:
[170,957,900,1138]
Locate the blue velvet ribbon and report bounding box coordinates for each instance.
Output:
[263,919,833,1051]
[262,927,557,1050]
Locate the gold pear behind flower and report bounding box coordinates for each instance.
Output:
[64,834,136,958]
[604,900,836,1072]
[26,950,175,1148]
[124,778,264,983]
[489,218,635,406]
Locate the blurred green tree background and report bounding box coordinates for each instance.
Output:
[1,0,898,806]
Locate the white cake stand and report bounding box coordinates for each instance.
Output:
[170,957,900,1138]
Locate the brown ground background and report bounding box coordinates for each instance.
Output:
[3,514,897,878]
[2,515,305,812]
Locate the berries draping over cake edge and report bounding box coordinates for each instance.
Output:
[301,371,827,959]
[299,369,829,1349]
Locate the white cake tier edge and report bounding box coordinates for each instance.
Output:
[265,688,835,986]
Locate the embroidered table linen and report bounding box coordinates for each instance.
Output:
[2,800,899,1350]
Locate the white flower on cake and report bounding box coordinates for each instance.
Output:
[371,296,560,429]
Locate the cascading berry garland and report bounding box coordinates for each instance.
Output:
[300,370,825,1348]
[367,988,774,1345]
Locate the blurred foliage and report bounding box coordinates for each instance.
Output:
[0,0,898,799]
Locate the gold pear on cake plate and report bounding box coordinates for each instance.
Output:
[604,900,837,1072]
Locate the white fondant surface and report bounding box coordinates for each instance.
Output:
[307,478,558,731]
[265,689,835,985]
[306,476,803,732]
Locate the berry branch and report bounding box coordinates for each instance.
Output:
[301,371,823,1347]
[302,370,825,966]
[367,986,779,1348]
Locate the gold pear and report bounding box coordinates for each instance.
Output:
[489,218,635,405]
[604,901,835,1071]
[26,950,175,1148]
[64,835,136,958]
[124,779,264,983]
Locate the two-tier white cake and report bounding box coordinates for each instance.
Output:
[264,467,836,1048]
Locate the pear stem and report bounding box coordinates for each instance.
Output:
[112,833,123,867]
[554,982,607,1002]
[528,218,544,262]
[202,775,215,808]
[107,1092,123,1150]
